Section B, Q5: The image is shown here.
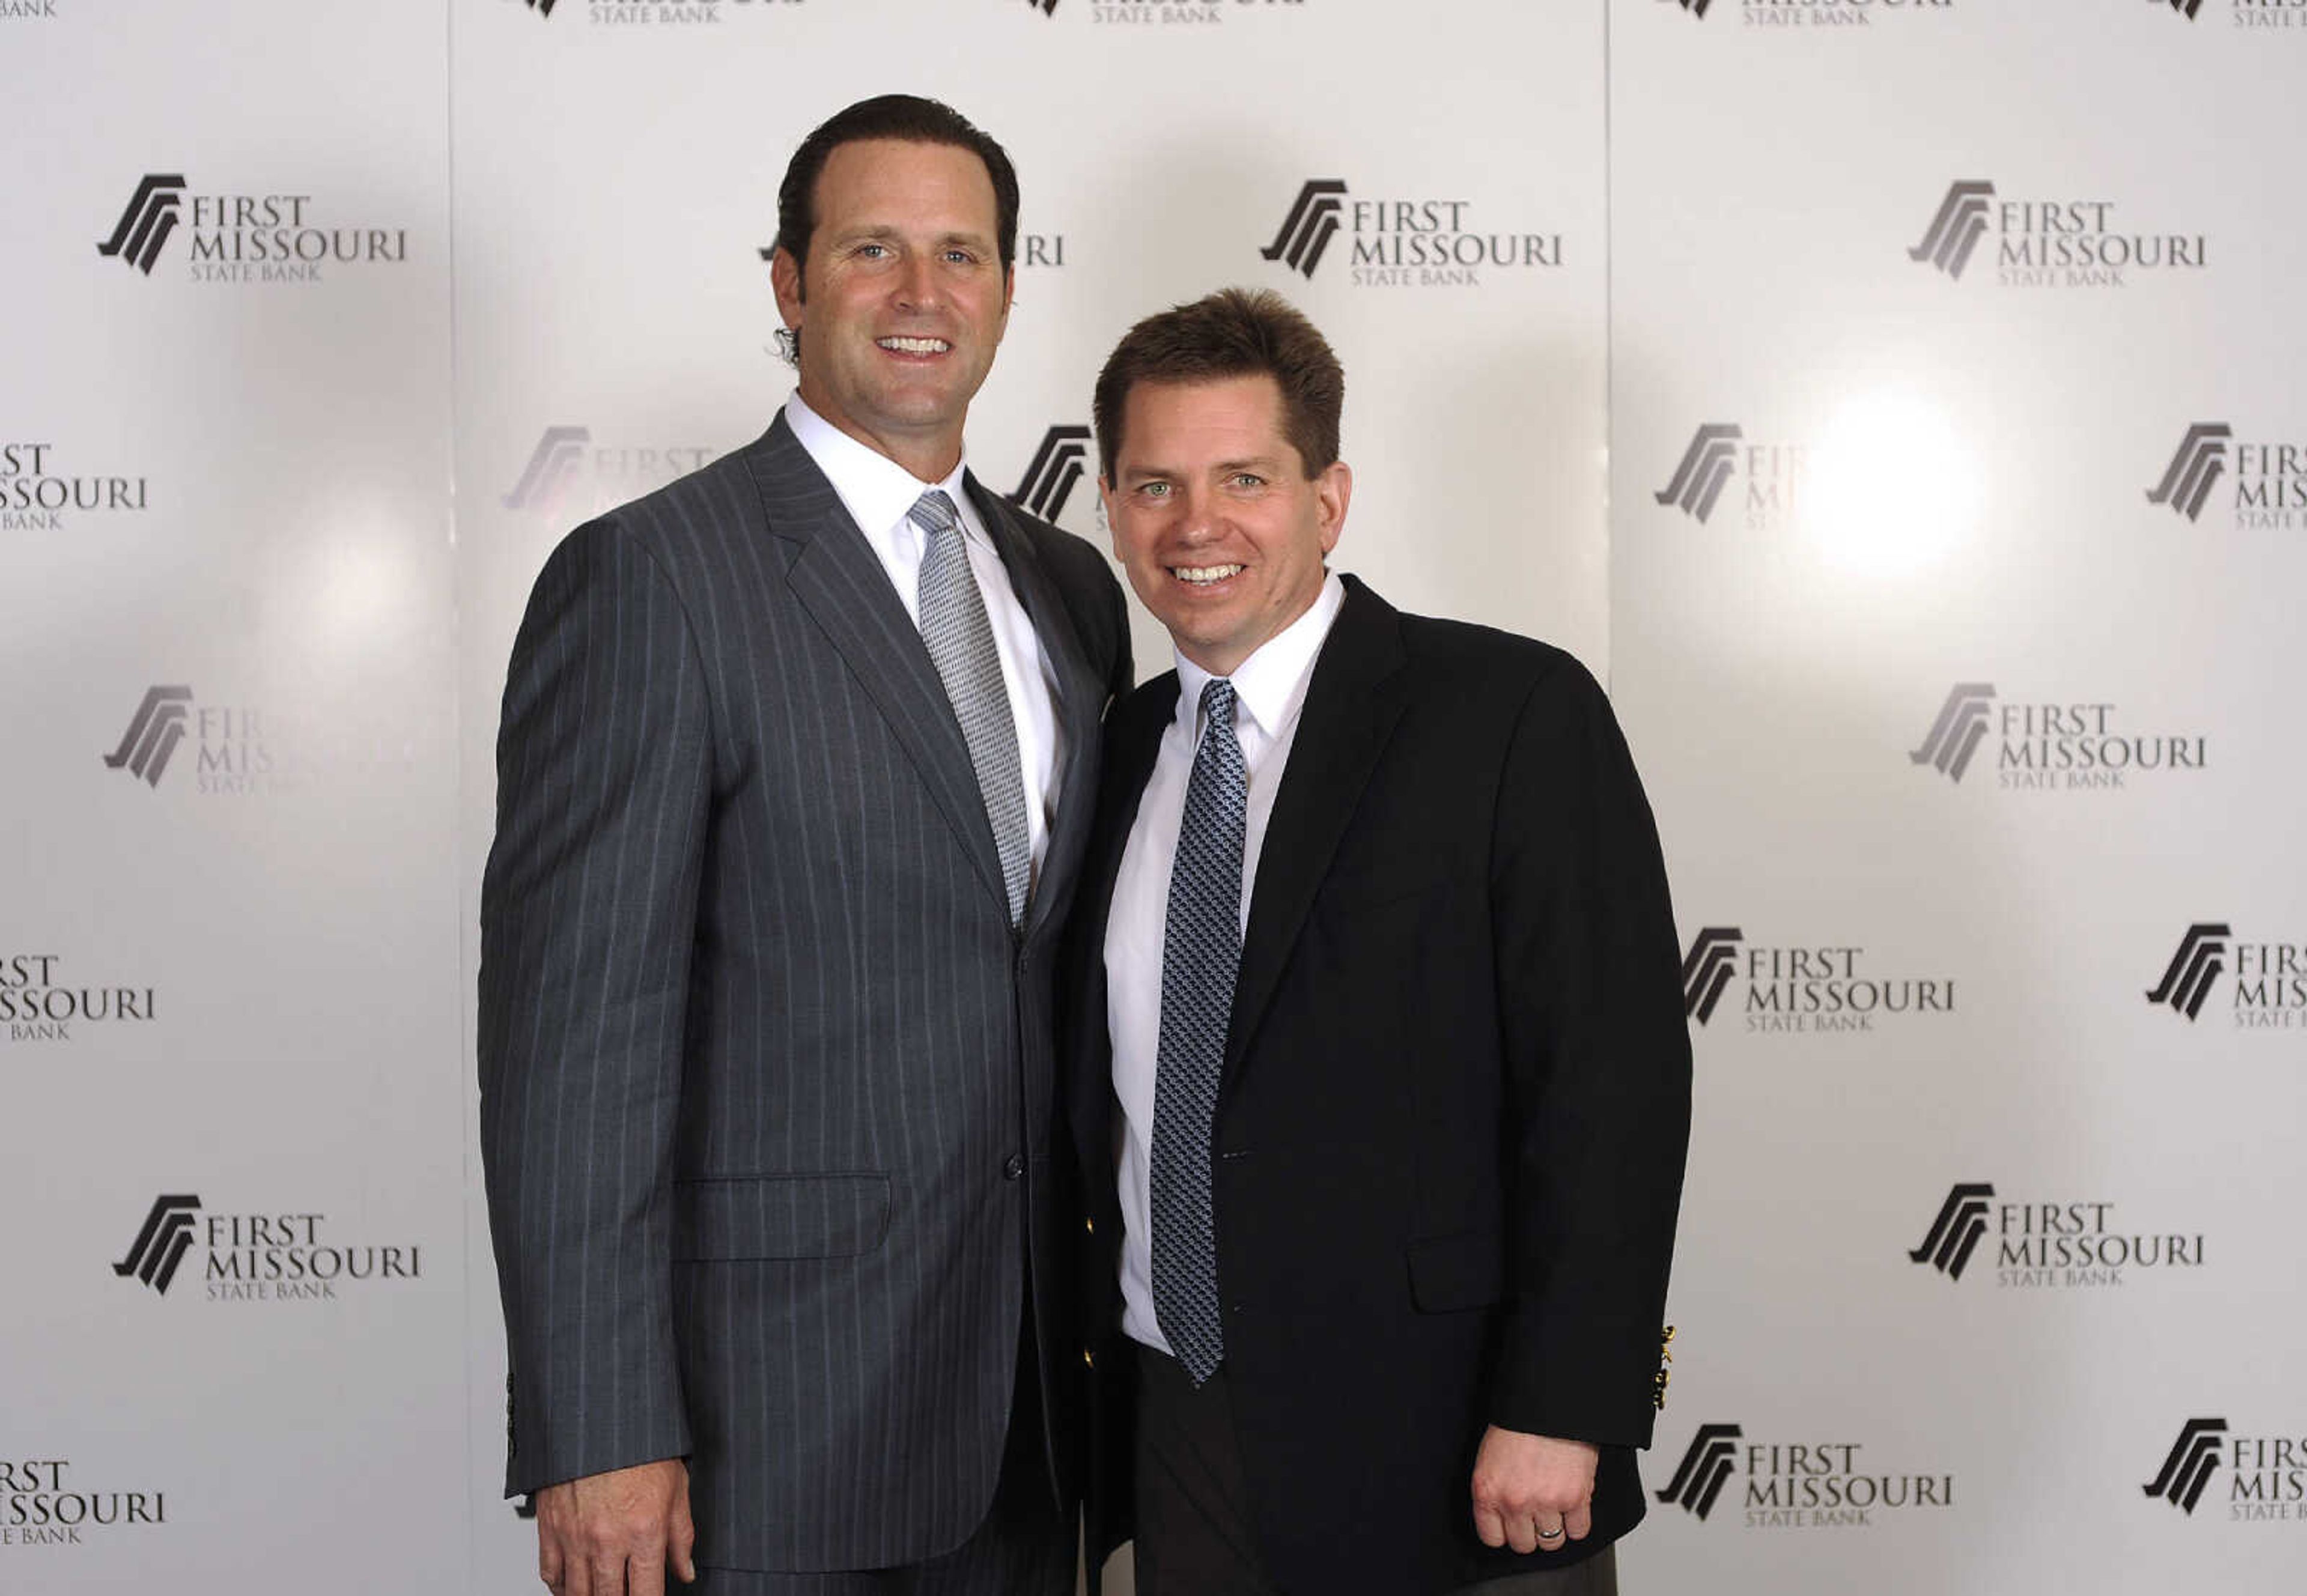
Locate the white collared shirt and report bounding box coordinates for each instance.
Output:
[785,392,1065,878]
[1105,571,1348,1355]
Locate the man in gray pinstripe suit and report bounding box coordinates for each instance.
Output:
[479,96,1131,1596]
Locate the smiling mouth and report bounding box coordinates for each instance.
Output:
[1170,564,1245,586]
[877,336,951,355]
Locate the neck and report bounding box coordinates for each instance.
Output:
[795,387,964,483]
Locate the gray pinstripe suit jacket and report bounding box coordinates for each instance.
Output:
[478,413,1131,1574]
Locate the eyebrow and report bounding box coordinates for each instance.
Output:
[1120,455,1283,482]
[834,223,995,250]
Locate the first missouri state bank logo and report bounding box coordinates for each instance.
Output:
[1657,1424,1953,1528]
[2147,921,2303,1029]
[1908,180,2205,288]
[100,684,409,796]
[2144,1416,2307,1522]
[1908,682,2206,791]
[111,1192,423,1303]
[1681,927,1954,1033]
[1908,1182,2204,1288]
[95,172,408,283]
[1260,179,1562,288]
[501,426,715,520]
[2148,422,2307,529]
[1654,422,1811,529]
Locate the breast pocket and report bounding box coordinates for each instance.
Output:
[673,1173,892,1261]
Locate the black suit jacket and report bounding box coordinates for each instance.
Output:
[479,413,1131,1573]
[1066,577,1689,1595]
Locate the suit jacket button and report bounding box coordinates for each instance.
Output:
[1084,1216,1095,1235]
[1081,1347,1096,1370]
[1003,1154,1025,1180]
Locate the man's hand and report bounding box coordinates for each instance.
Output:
[534,1458,696,1596]
[1470,1427,1599,1555]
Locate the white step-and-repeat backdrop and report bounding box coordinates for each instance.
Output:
[5,2,2300,1592]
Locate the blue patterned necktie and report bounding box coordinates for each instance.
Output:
[910,490,1032,927]
[1150,676,1247,1384]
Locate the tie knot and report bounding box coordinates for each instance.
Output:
[908,490,961,541]
[1198,677,1236,737]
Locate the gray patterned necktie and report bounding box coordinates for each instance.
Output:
[910,490,1032,927]
[1150,676,1247,1385]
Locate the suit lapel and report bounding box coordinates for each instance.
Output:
[1224,578,1409,1082]
[746,417,1010,916]
[1067,675,1176,1180]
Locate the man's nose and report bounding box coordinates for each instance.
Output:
[1173,485,1218,541]
[893,252,941,310]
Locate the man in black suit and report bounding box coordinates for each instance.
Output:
[479,96,1129,1596]
[1069,289,1689,1595]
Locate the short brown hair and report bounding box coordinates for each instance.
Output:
[775,95,1020,277]
[1093,287,1343,482]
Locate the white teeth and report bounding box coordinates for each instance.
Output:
[878,336,949,354]
[1173,565,1244,585]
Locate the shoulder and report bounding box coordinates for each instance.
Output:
[1000,495,1122,601]
[1375,594,1597,712]
[535,443,767,601]
[1110,669,1181,741]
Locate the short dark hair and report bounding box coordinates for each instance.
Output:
[774,94,1020,279]
[1093,287,1344,482]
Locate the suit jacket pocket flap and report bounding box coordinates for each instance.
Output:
[675,1173,892,1261]
[1407,1230,1505,1313]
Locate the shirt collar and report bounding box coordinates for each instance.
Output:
[1173,571,1348,742]
[785,391,978,541]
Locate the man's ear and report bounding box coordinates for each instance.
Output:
[770,246,805,330]
[1315,461,1353,555]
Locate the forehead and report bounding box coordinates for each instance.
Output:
[810,138,999,240]
[1117,375,1295,470]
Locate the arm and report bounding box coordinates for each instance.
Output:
[1475,655,1693,1544]
[478,522,711,1588]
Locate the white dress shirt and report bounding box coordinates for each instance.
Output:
[785,392,1065,878]
[1105,571,1348,1355]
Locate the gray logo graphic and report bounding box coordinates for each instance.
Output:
[1014,426,1093,522]
[2147,923,2231,1022]
[1909,683,1996,784]
[114,1195,203,1295]
[2144,1419,2226,1514]
[1909,1183,1995,1281]
[103,686,194,787]
[1681,928,1743,1025]
[2146,423,2233,523]
[1909,181,1997,280]
[1656,425,1744,523]
[502,426,592,514]
[96,175,187,276]
[1657,1424,1743,1520]
[1261,180,1349,279]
